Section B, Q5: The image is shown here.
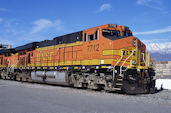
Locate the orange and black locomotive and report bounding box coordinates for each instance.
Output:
[0,24,156,94]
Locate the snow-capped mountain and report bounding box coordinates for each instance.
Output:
[146,42,171,61]
[147,42,171,54]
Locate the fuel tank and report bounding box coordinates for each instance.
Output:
[31,71,68,85]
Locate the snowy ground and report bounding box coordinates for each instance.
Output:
[0,80,171,113]
[156,79,171,90]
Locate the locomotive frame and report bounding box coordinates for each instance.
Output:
[0,24,156,94]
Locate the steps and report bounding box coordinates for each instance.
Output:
[113,87,121,91]
[114,74,124,91]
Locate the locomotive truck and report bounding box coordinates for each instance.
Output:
[0,24,156,94]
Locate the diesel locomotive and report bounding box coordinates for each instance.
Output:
[0,24,156,94]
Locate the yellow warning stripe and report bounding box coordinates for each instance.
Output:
[36,41,83,51]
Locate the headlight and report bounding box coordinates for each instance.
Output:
[132,39,136,47]
[132,60,136,65]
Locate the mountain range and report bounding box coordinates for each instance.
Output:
[146,42,171,61]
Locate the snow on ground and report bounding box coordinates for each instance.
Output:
[156,79,171,90]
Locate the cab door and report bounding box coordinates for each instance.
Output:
[82,29,101,65]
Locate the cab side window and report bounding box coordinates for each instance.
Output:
[123,32,127,37]
[87,30,99,42]
[88,34,94,41]
[84,33,87,42]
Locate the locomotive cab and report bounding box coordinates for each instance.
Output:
[85,24,156,94]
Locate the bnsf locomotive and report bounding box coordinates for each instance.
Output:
[0,24,155,94]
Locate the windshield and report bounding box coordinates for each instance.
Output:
[123,31,132,37]
[102,29,121,40]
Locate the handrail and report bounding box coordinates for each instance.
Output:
[120,49,136,75]
[11,60,18,73]
[142,53,146,66]
[113,50,123,81]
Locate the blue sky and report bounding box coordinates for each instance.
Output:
[0,0,171,49]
